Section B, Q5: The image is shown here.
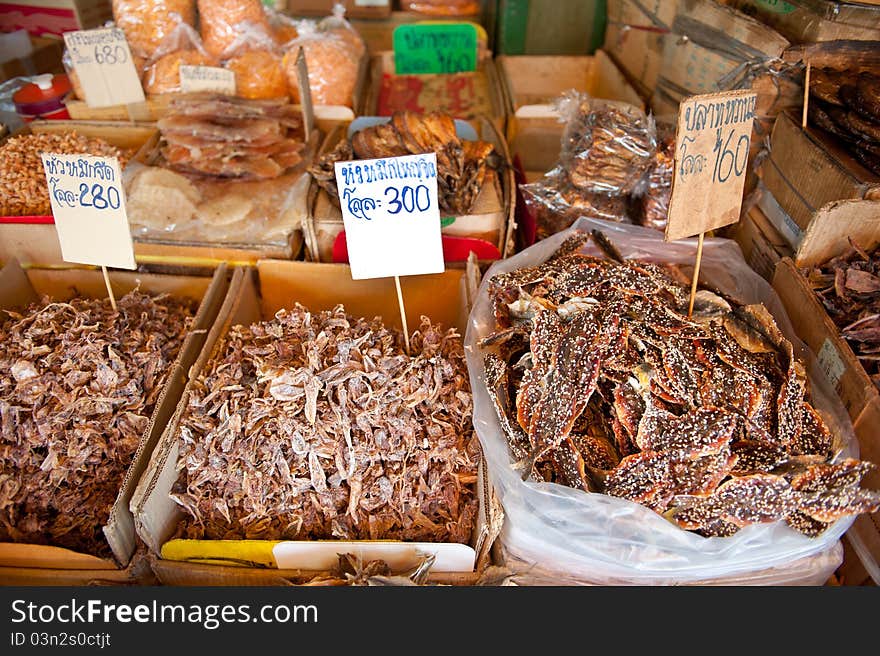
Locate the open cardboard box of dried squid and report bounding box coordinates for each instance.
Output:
[0,260,233,584]
[771,199,880,584]
[303,114,516,267]
[131,259,503,585]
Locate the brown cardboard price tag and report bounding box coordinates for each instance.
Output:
[665,89,758,242]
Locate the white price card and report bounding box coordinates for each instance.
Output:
[179,65,236,94]
[334,153,445,280]
[63,27,145,108]
[41,154,136,270]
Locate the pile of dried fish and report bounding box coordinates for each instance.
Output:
[521,94,657,241]
[808,68,880,175]
[479,230,880,537]
[172,304,480,544]
[804,240,880,391]
[309,111,500,216]
[158,93,306,180]
[0,292,195,557]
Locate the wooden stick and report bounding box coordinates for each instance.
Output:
[687,232,705,318]
[102,265,118,312]
[394,275,410,354]
[802,61,811,129]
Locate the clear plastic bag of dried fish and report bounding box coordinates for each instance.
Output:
[466,217,879,585]
[0,292,195,558]
[520,92,657,241]
[170,304,481,545]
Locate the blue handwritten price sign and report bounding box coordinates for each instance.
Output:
[665,89,758,241]
[63,28,144,108]
[41,154,136,270]
[334,153,444,280]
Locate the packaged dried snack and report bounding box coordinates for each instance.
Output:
[283,6,364,108]
[112,0,196,58]
[225,50,288,100]
[402,0,480,16]
[143,49,218,95]
[197,0,272,59]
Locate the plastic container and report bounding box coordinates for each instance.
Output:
[13,74,71,122]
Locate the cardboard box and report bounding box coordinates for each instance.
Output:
[652,0,794,114]
[770,202,880,583]
[732,202,794,281]
[287,0,391,19]
[731,0,880,43]
[128,127,321,267]
[304,115,515,264]
[0,260,232,584]
[0,120,158,268]
[131,260,503,585]
[363,51,506,137]
[0,34,63,83]
[760,112,880,241]
[0,0,112,37]
[603,0,675,101]
[493,0,605,56]
[497,50,643,172]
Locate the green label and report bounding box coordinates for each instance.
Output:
[753,0,796,14]
[393,23,478,75]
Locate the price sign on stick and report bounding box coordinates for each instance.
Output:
[179,66,236,94]
[63,28,145,108]
[335,152,445,351]
[665,89,758,315]
[42,154,136,309]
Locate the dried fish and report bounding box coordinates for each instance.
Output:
[0,292,195,557]
[172,305,479,544]
[480,229,880,537]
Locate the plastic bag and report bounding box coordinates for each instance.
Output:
[464,217,859,585]
[112,0,196,58]
[402,0,481,16]
[632,120,674,232]
[283,5,363,107]
[140,23,217,95]
[521,93,656,241]
[197,0,272,60]
[123,161,310,246]
[225,50,288,99]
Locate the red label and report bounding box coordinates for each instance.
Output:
[0,5,79,37]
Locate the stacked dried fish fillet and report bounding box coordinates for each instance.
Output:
[171,305,480,544]
[804,240,880,392]
[0,292,195,558]
[479,231,880,537]
[158,93,306,179]
[808,68,880,175]
[309,111,500,216]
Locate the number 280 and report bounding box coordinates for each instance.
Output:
[384,185,431,214]
[78,183,121,210]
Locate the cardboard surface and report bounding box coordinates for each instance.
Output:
[0,0,113,37]
[772,257,879,423]
[603,0,672,100]
[760,112,880,234]
[731,0,880,42]
[131,261,501,584]
[0,35,63,82]
[0,261,230,571]
[305,116,515,264]
[666,90,757,241]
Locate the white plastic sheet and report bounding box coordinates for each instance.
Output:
[465,217,855,585]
